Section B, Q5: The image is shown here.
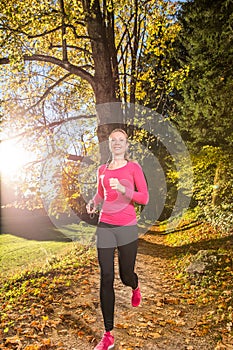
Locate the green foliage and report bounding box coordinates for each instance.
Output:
[173,0,233,150]
[157,0,233,230]
[191,147,233,232]
[167,145,233,231]
[136,1,185,114]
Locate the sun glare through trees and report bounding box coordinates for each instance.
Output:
[0,140,35,180]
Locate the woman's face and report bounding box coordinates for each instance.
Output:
[109,131,128,157]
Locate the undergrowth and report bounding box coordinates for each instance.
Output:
[163,213,233,340]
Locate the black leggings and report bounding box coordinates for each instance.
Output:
[97,239,138,332]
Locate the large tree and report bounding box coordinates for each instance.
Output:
[0,0,182,214]
[0,0,182,151]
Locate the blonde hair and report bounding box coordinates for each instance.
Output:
[109,128,128,139]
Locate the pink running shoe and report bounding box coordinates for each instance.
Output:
[131,283,142,307]
[94,331,114,350]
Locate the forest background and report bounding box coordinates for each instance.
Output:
[0,0,232,349]
[0,0,232,230]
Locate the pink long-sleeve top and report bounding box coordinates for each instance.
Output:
[93,161,149,226]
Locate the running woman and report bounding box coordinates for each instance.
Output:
[86,128,149,350]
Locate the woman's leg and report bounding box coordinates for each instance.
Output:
[97,247,115,332]
[117,239,138,290]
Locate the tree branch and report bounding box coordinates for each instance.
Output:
[25,73,72,112]
[2,114,97,142]
[66,24,91,40]
[59,0,68,62]
[24,153,94,167]
[48,43,93,57]
[27,26,62,38]
[116,14,134,54]
[0,55,95,89]
[66,154,94,164]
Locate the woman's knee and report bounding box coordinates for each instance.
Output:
[120,270,135,287]
[101,270,114,287]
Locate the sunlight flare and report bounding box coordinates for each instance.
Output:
[0,140,34,178]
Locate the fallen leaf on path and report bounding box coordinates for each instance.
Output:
[5,336,22,346]
[41,338,51,346]
[175,318,186,326]
[115,323,129,329]
[164,297,180,305]
[77,330,85,338]
[195,326,210,336]
[215,335,233,349]
[149,331,162,339]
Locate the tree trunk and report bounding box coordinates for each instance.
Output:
[82,0,117,103]
[82,0,124,161]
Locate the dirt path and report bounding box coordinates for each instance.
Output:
[49,232,217,350]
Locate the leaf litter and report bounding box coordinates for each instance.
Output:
[1,223,233,349]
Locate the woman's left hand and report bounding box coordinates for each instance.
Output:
[109,178,126,194]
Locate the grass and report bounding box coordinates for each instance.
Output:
[58,222,96,243]
[0,234,73,280]
[0,222,96,280]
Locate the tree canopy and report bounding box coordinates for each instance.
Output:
[1,0,231,230]
[138,0,233,230]
[1,0,183,216]
[172,0,233,151]
[0,0,181,152]
[171,0,233,229]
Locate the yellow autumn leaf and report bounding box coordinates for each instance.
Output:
[149,332,162,339]
[42,338,51,346]
[115,323,129,329]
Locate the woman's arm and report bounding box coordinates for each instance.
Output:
[86,166,104,214]
[124,163,149,205]
[110,163,149,205]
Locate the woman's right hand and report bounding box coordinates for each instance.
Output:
[86,200,96,214]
